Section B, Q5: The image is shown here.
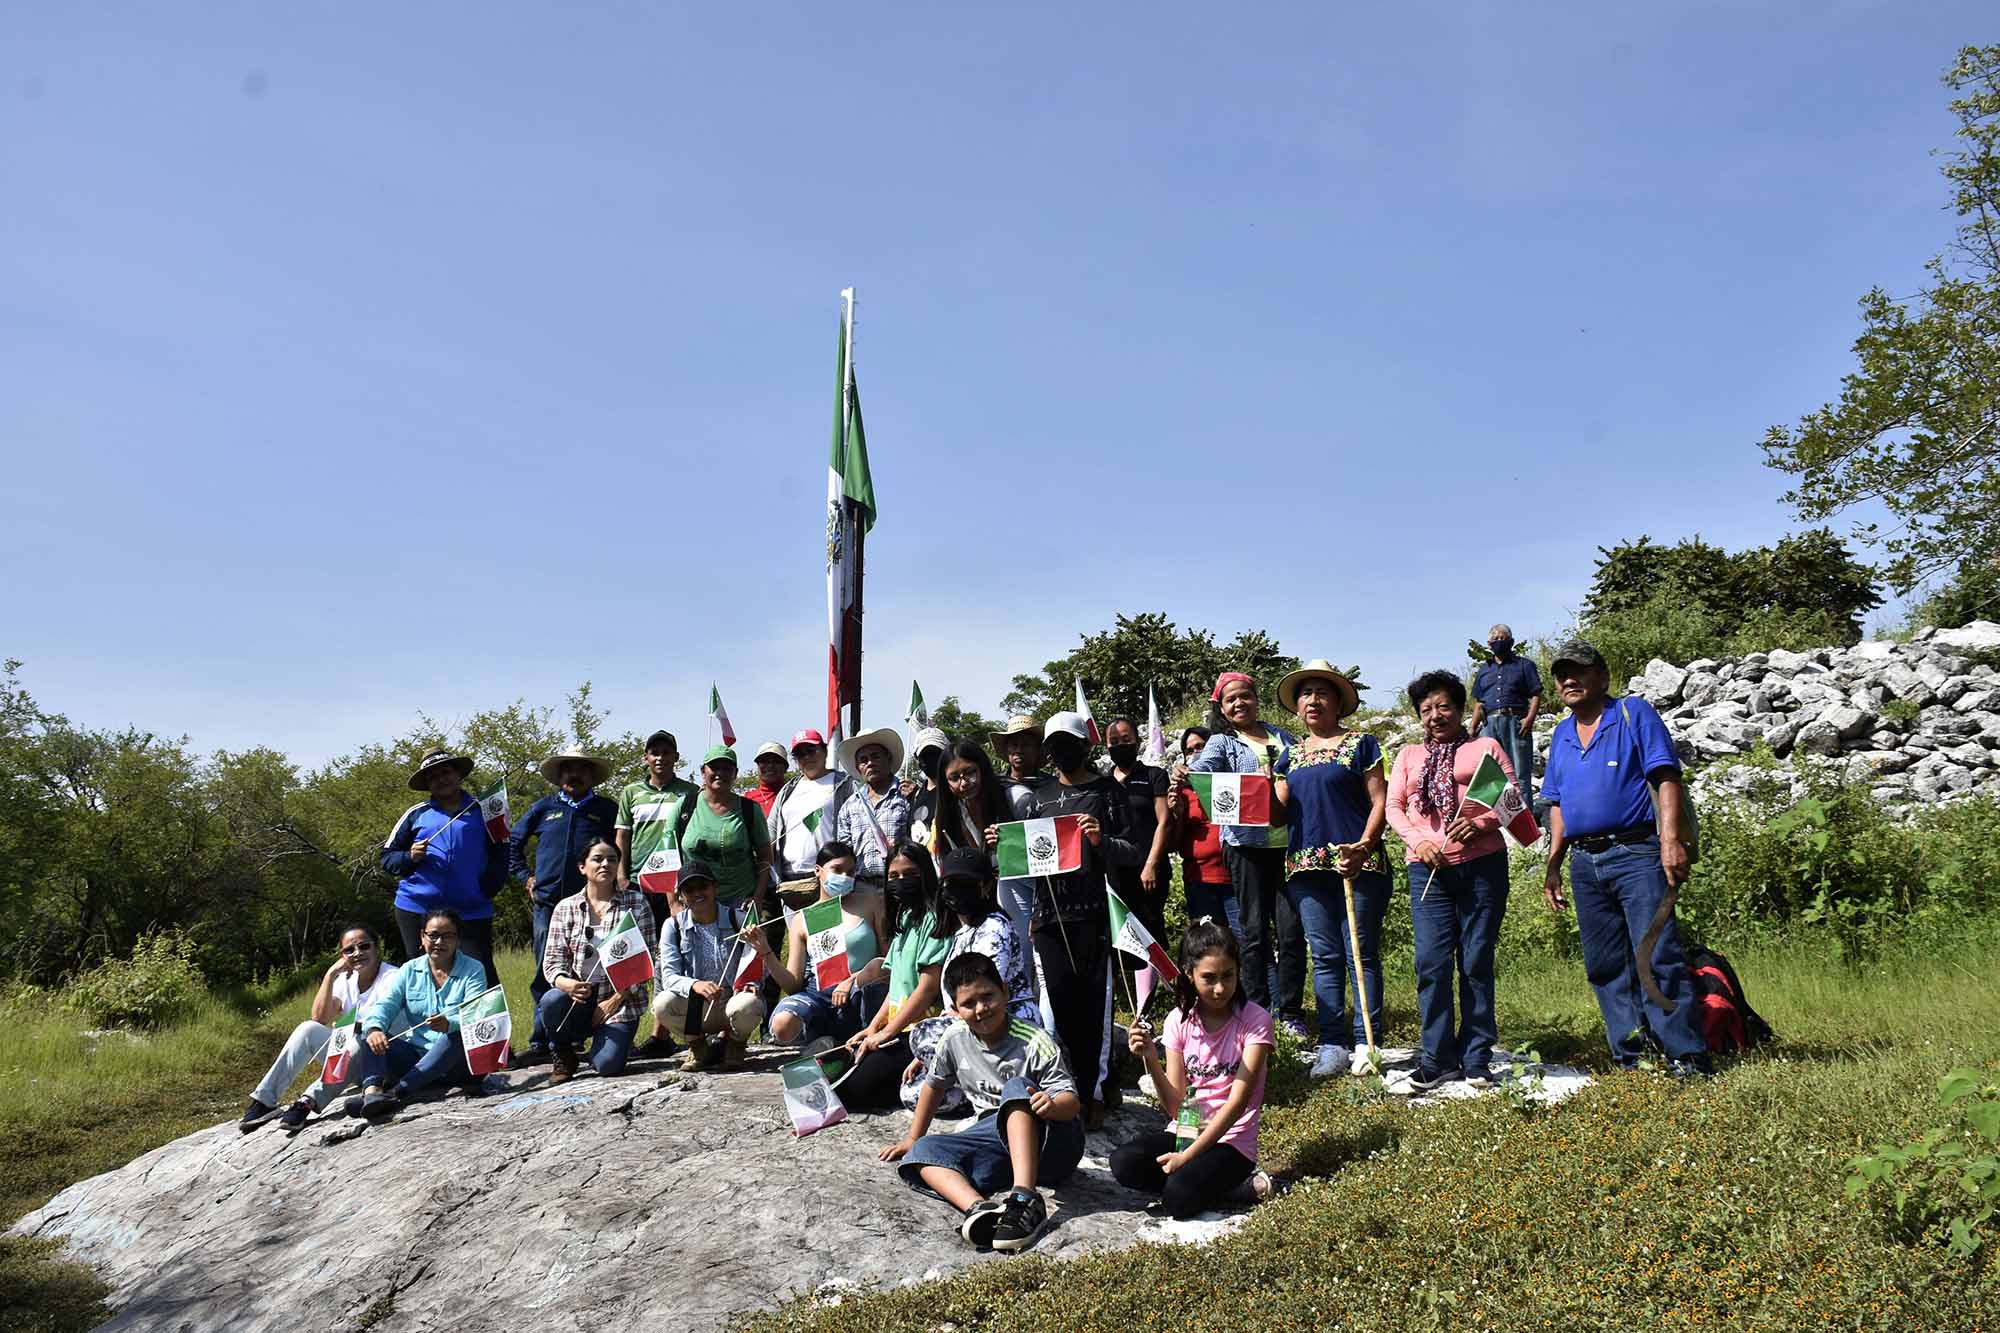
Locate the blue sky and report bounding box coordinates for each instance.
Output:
[3,3,1987,766]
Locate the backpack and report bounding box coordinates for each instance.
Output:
[1687,946,1774,1052]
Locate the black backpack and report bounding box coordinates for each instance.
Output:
[1687,946,1774,1052]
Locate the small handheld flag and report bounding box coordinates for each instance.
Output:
[993,816,1086,879]
[321,1008,362,1087]
[602,910,655,991]
[781,1055,849,1136]
[1108,886,1181,983]
[1186,772,1272,827]
[1073,676,1100,745]
[461,988,512,1076]
[904,680,928,774]
[1457,753,1542,846]
[726,905,765,992]
[802,897,854,989]
[476,780,511,842]
[710,685,736,748]
[638,847,682,896]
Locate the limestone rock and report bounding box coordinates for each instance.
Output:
[1636,659,1688,705]
[1933,620,2000,653]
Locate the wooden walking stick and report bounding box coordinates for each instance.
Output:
[1339,843,1379,1072]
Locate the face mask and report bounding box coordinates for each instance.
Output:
[1490,639,1513,654]
[887,875,925,908]
[823,872,855,899]
[1045,737,1086,772]
[919,750,947,781]
[1107,743,1140,767]
[942,882,988,918]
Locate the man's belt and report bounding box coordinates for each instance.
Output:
[1571,822,1658,853]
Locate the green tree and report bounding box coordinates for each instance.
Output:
[925,695,1003,748]
[1914,555,2000,629]
[1001,612,1299,729]
[1764,45,2000,596]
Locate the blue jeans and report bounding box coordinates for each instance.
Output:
[772,981,887,1044]
[355,1032,467,1095]
[1569,838,1709,1066]
[1408,851,1508,1074]
[1287,869,1390,1048]
[1481,711,1535,811]
[535,988,638,1076]
[898,1076,1086,1198]
[1183,877,1242,945]
[529,901,556,1046]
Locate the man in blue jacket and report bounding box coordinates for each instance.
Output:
[380,750,509,987]
[509,746,620,1062]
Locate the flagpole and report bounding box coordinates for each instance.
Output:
[843,287,863,741]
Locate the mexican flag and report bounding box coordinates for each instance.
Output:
[1186,772,1272,827]
[710,684,736,748]
[994,816,1085,878]
[461,988,512,1076]
[476,779,511,842]
[1108,886,1180,982]
[727,905,765,992]
[322,1008,362,1087]
[781,1055,849,1136]
[1073,676,1100,744]
[824,287,875,752]
[602,909,655,991]
[801,897,855,989]
[1458,752,1542,846]
[638,846,682,896]
[905,680,927,774]
[1143,684,1167,765]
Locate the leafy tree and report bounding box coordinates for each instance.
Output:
[1914,555,2000,629]
[1763,46,2000,595]
[1001,612,1299,729]
[925,695,1004,747]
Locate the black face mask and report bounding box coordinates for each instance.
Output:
[941,882,988,919]
[887,876,926,910]
[919,750,947,782]
[1045,736,1087,772]
[1107,743,1140,767]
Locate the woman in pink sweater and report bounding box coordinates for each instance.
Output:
[1385,669,1520,1092]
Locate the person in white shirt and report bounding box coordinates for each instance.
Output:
[765,728,848,897]
[239,924,398,1134]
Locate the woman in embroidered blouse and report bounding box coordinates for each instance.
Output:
[1384,669,1518,1092]
[1273,661,1389,1081]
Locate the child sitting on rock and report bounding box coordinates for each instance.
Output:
[878,952,1083,1253]
[1115,918,1274,1218]
[651,858,767,1070]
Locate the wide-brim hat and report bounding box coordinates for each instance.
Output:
[408,749,475,791]
[987,714,1041,749]
[538,747,611,787]
[1277,660,1361,718]
[836,726,905,775]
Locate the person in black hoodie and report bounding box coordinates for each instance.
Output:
[986,710,1139,1128]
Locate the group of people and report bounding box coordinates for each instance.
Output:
[236,633,1716,1250]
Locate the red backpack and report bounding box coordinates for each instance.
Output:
[1688,947,1774,1052]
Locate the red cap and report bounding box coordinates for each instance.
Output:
[790,728,827,751]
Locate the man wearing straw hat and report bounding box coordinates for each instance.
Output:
[509,747,619,1064]
[381,749,509,988]
[831,726,912,902]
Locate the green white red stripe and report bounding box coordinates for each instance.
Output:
[1108,886,1180,981]
[476,779,511,842]
[602,910,654,990]
[727,904,764,992]
[781,1055,849,1136]
[825,287,876,751]
[1458,752,1542,845]
[460,988,512,1076]
[802,897,853,989]
[638,846,681,895]
[710,684,736,748]
[322,1008,361,1087]
[1073,676,1100,744]
[1187,772,1271,826]
[993,816,1085,878]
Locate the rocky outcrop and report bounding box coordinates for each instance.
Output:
[1625,621,2000,808]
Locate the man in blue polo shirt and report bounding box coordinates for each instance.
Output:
[1538,640,1711,1077]
[1467,623,1542,812]
[509,746,620,1063]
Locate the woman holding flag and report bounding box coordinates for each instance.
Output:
[837,842,951,1110]
[351,907,494,1119]
[757,841,891,1046]
[537,836,659,1083]
[1273,661,1391,1081]
[1384,670,1520,1092]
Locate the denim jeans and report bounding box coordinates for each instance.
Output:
[1182,877,1242,945]
[535,988,638,1076]
[528,901,556,1046]
[1408,850,1508,1074]
[1223,845,1305,1022]
[1569,838,1709,1066]
[1480,712,1536,811]
[1287,869,1391,1048]
[354,1031,467,1095]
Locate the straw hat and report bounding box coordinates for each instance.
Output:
[1276,660,1361,718]
[537,747,611,787]
[836,726,906,776]
[987,714,1041,749]
[408,749,474,792]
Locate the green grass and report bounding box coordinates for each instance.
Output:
[746,936,2000,1332]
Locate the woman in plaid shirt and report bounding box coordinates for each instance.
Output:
[538,836,660,1083]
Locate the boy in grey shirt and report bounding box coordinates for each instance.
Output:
[880,952,1083,1253]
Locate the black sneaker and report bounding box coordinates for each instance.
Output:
[1405,1064,1462,1093]
[958,1198,1007,1249]
[360,1090,403,1121]
[278,1100,313,1132]
[634,1033,680,1061]
[991,1188,1048,1253]
[238,1099,278,1133]
[340,1094,367,1119]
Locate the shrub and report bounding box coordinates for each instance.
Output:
[1847,1068,2000,1258]
[66,931,206,1029]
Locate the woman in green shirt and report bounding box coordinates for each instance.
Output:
[837,841,950,1110]
[683,745,774,906]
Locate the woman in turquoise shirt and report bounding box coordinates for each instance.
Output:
[352,907,492,1119]
[754,841,890,1045]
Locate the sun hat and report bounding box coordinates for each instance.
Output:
[537,747,610,787]
[1276,659,1361,718]
[987,714,1041,749]
[408,749,474,792]
[836,727,906,776]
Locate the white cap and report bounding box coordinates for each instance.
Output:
[912,726,950,757]
[1043,711,1089,742]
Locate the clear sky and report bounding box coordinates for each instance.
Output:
[3,3,1987,766]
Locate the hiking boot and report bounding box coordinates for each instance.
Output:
[1309,1045,1351,1080]
[634,1032,679,1061]
[238,1099,278,1133]
[515,1045,551,1068]
[360,1091,402,1121]
[991,1188,1048,1253]
[278,1099,313,1133]
[549,1046,580,1085]
[679,1037,711,1072]
[958,1197,1007,1249]
[1403,1064,1462,1093]
[721,1039,747,1071]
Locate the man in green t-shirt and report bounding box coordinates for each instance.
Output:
[616,729,699,919]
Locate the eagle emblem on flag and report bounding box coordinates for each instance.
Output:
[826,503,845,564]
[1031,834,1055,861]
[609,937,630,961]
[472,1019,499,1044]
[1213,787,1238,818]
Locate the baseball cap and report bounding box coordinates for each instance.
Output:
[1550,640,1607,672]
[1043,711,1090,742]
[938,848,993,883]
[790,728,827,752]
[701,744,738,768]
[754,741,788,763]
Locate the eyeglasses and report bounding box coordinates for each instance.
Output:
[423,931,459,942]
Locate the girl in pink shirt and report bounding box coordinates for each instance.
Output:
[1116,919,1273,1217]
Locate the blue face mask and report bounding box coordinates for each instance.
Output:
[824,872,856,899]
